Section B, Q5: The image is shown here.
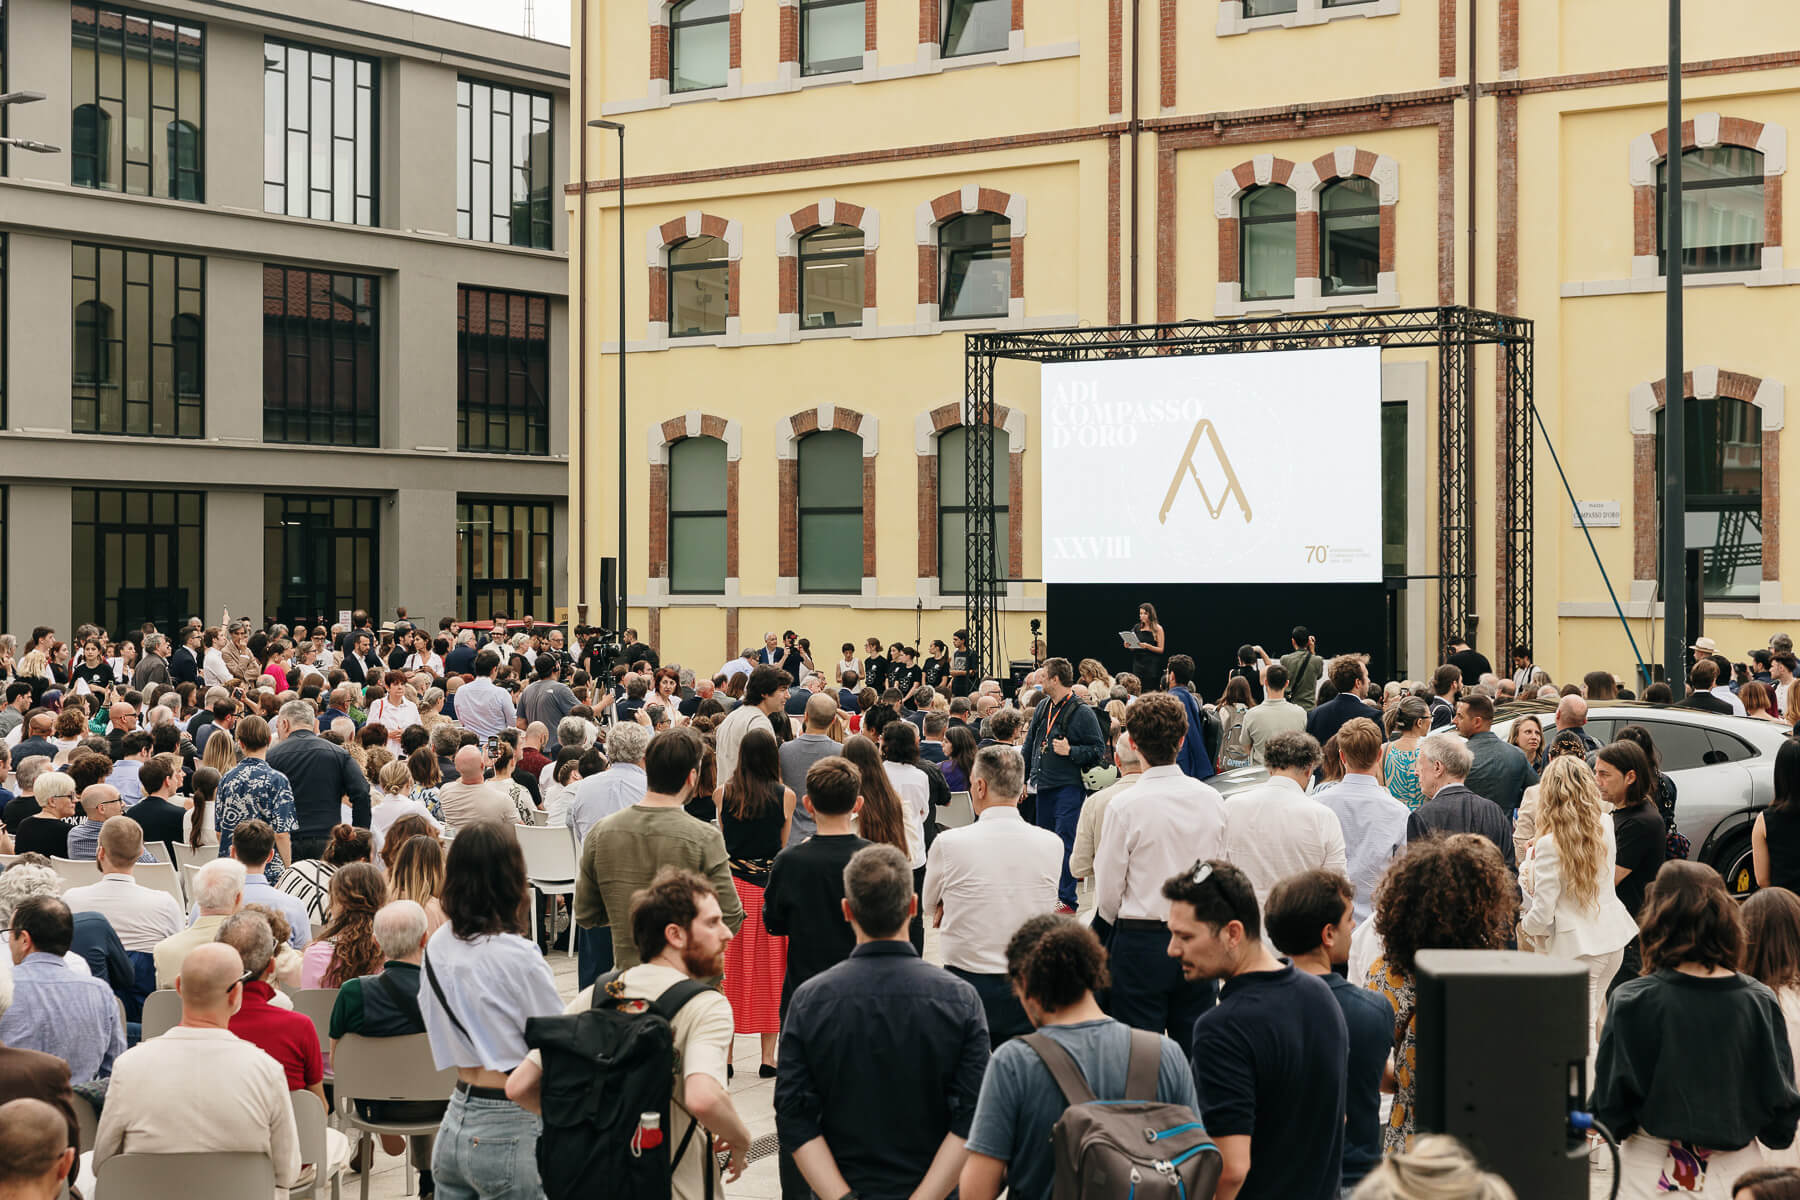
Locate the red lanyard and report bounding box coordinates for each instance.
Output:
[1040,695,1070,752]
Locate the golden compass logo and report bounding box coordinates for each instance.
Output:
[1159,419,1252,525]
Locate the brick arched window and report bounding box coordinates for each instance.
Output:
[1629,367,1785,602]
[915,185,1027,324]
[915,402,1026,595]
[645,211,743,344]
[647,412,742,598]
[777,198,880,336]
[1213,148,1396,315]
[649,0,742,103]
[776,406,879,595]
[1629,115,1786,281]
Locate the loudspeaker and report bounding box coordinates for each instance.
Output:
[1413,950,1588,1200]
[599,558,618,631]
[1686,547,1705,660]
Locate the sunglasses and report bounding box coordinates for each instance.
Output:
[1187,860,1215,887]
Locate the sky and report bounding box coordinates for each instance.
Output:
[367,0,572,46]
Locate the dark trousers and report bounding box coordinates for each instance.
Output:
[1105,925,1216,1059]
[948,965,1033,1048]
[577,924,614,991]
[1034,784,1085,909]
[909,865,926,953]
[290,834,329,863]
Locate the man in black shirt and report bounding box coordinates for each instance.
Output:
[776,843,988,1200]
[124,757,188,854]
[1444,635,1493,687]
[620,627,660,671]
[763,757,870,1011]
[267,700,371,860]
[949,630,976,699]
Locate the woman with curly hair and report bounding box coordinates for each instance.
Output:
[1515,729,1595,864]
[1594,861,1800,1197]
[1365,834,1518,1152]
[1519,757,1640,1049]
[300,861,386,991]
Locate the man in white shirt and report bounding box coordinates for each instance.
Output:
[450,650,516,741]
[61,817,184,953]
[922,745,1062,1047]
[1236,663,1308,766]
[1773,650,1797,717]
[1313,719,1409,924]
[1069,730,1144,896]
[1092,693,1226,1057]
[717,649,756,683]
[569,722,649,841]
[714,666,790,784]
[1220,731,1348,910]
[93,942,302,1194]
[105,731,153,807]
[436,746,517,833]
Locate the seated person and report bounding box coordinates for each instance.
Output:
[0,897,125,1084]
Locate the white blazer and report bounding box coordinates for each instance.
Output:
[1520,819,1641,959]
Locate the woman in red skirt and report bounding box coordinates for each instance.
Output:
[719,727,793,1075]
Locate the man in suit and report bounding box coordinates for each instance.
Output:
[1679,658,1736,715]
[920,712,950,764]
[1406,733,1515,871]
[169,626,202,688]
[1163,655,1217,782]
[1455,692,1537,816]
[1306,657,1378,746]
[131,633,172,691]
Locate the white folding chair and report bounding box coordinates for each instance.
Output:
[97,1151,273,1200]
[71,1093,98,1155]
[293,989,339,1060]
[515,823,578,957]
[50,856,100,890]
[140,989,183,1040]
[180,862,203,900]
[937,791,976,830]
[333,1033,456,1200]
[290,1089,349,1200]
[0,853,19,869]
[135,860,186,908]
[169,841,208,872]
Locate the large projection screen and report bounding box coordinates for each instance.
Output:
[1040,346,1383,584]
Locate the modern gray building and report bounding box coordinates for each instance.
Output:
[0,0,569,642]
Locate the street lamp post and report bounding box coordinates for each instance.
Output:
[1660,1,1686,689]
[588,118,626,635]
[0,89,62,154]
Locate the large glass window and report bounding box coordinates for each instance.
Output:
[1656,396,1763,601]
[1659,146,1765,275]
[72,488,203,634]
[457,499,552,621]
[0,235,7,428]
[72,243,204,438]
[458,286,550,455]
[263,266,378,447]
[263,40,377,226]
[1244,0,1298,12]
[457,78,552,250]
[938,426,1010,595]
[799,225,864,329]
[668,236,728,338]
[264,494,379,627]
[798,430,863,593]
[939,213,1012,321]
[669,436,727,593]
[1321,176,1380,296]
[670,0,729,93]
[71,4,204,200]
[941,0,1008,57]
[1240,186,1296,302]
[802,0,863,75]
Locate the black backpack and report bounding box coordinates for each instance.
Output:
[522,970,714,1200]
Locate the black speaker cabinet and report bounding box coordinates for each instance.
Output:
[1414,950,1589,1200]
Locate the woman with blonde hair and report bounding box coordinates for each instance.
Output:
[386,832,448,935]
[1077,658,1113,694]
[201,724,240,775]
[1519,756,1641,1048]
[1351,1134,1516,1200]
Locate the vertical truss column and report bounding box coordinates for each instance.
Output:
[1501,332,1535,669]
[964,341,1000,678]
[1436,315,1474,662]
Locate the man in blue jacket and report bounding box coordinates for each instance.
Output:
[1165,655,1217,782]
[1021,658,1106,912]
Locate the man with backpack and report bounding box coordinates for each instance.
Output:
[510,868,750,1199]
[960,915,1209,1200]
[775,844,990,1200]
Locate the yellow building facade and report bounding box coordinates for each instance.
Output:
[567,0,1800,684]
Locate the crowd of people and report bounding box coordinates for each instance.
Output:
[6,612,1800,1200]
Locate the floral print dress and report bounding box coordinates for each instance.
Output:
[1365,956,1417,1154]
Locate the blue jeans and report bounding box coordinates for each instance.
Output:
[432,1090,544,1200]
[1034,783,1085,909]
[576,924,614,992]
[1104,926,1216,1060]
[947,965,1033,1048]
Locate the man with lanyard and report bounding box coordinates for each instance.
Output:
[1020,657,1106,914]
[1164,655,1218,782]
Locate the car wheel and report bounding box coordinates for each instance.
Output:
[1713,829,1758,899]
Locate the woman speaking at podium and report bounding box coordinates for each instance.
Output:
[1126,603,1166,687]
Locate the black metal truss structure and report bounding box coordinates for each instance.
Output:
[963,306,1536,678]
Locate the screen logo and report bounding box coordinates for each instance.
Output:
[1159,419,1252,525]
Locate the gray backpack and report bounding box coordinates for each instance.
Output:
[1025,1029,1223,1200]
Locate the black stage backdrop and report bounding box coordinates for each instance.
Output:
[1044,583,1390,698]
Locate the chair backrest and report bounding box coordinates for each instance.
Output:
[289,1091,328,1200]
[141,989,183,1040]
[332,1033,457,1107]
[180,862,203,898]
[938,790,976,829]
[292,988,338,1055]
[97,1151,274,1200]
[528,806,548,826]
[71,1093,98,1155]
[135,860,186,908]
[50,856,99,890]
[0,853,19,869]
[514,822,576,883]
[169,841,207,872]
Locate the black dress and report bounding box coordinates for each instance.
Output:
[1130,623,1166,687]
[1763,804,1800,893]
